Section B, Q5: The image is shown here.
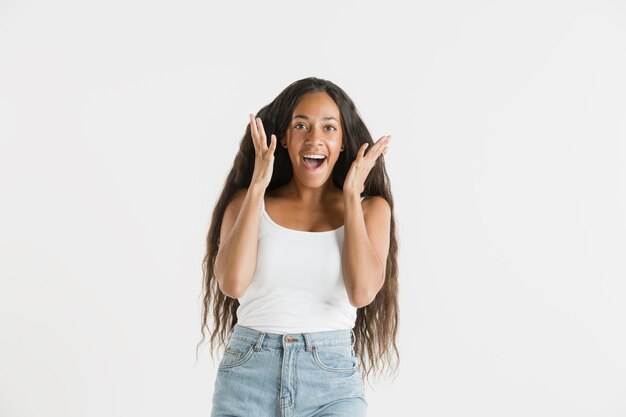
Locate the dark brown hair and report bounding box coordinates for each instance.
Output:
[196,76,400,384]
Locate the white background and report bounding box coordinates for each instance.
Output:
[1,0,625,416]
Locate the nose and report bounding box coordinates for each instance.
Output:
[305,125,325,144]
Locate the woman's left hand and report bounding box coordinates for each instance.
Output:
[343,135,391,196]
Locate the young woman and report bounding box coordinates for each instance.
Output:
[198,77,399,416]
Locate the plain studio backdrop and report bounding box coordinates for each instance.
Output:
[1,0,625,416]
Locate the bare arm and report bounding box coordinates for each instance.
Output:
[214,184,266,299]
[342,194,391,308]
[215,114,277,298]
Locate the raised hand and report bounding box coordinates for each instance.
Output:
[248,113,277,189]
[343,135,391,196]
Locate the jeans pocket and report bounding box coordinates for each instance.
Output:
[219,336,256,369]
[311,344,358,373]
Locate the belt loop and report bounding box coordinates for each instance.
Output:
[303,333,314,352]
[253,331,265,351]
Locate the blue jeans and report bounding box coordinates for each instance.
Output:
[210,324,367,417]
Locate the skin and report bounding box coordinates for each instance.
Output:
[215,92,392,307]
[269,92,392,307]
[279,91,346,207]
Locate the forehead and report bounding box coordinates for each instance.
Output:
[292,92,340,119]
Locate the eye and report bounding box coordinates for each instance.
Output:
[326,125,337,131]
[294,123,307,130]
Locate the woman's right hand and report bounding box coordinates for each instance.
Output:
[249,113,277,190]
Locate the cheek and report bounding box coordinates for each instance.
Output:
[290,129,306,139]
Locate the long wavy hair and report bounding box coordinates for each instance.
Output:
[196,76,400,384]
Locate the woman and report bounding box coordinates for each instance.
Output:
[198,77,400,416]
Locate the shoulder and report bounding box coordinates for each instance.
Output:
[362,196,391,220]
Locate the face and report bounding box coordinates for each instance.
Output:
[282,92,343,186]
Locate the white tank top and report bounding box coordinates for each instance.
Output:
[235,195,365,334]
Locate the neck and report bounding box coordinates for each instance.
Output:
[280,178,340,206]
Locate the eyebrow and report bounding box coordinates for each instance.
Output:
[292,114,338,122]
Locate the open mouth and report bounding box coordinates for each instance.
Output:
[301,155,327,171]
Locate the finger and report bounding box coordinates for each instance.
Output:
[364,136,387,158]
[268,134,277,155]
[383,135,391,154]
[249,113,259,151]
[379,141,390,158]
[256,118,268,150]
[376,135,390,149]
[369,135,390,159]
[379,136,391,154]
[358,142,369,159]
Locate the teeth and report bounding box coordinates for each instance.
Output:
[303,154,326,159]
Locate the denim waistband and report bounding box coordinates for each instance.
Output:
[231,324,355,352]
